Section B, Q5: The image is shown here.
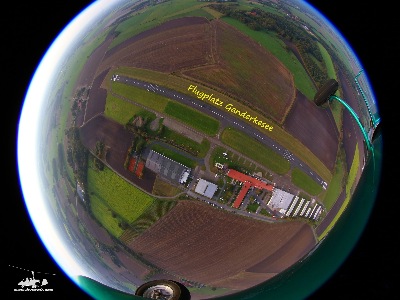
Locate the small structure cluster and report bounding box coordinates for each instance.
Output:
[268,188,323,221]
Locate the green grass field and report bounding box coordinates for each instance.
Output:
[164,102,219,136]
[112,81,169,112]
[291,168,323,196]
[163,127,210,158]
[221,127,290,175]
[105,93,145,124]
[90,193,125,238]
[87,162,154,224]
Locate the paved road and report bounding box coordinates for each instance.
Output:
[112,74,326,189]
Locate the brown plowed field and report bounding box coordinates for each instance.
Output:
[183,19,295,124]
[98,17,211,74]
[79,114,156,193]
[283,90,339,171]
[95,17,294,124]
[129,201,316,289]
[83,69,109,124]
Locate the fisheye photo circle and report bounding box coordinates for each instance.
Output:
[18,0,382,299]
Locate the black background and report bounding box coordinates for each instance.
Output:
[4,1,395,299]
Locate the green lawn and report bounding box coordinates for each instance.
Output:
[221,127,290,175]
[164,101,219,136]
[112,81,169,112]
[105,93,145,124]
[291,168,323,196]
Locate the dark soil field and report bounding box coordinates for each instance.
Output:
[82,69,109,124]
[129,201,316,290]
[99,17,211,74]
[79,114,156,193]
[315,190,345,237]
[284,90,339,171]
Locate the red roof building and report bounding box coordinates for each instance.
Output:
[226,169,273,208]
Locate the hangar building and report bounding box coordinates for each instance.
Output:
[145,150,191,184]
[194,179,218,199]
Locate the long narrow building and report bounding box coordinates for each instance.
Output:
[226,169,273,208]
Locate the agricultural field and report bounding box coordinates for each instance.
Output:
[128,201,316,290]
[87,162,154,223]
[183,19,295,124]
[90,193,125,238]
[221,17,316,100]
[109,0,215,49]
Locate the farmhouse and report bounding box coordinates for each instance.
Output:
[145,150,191,184]
[194,179,218,199]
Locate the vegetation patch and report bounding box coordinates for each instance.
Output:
[317,143,360,240]
[164,101,219,136]
[221,127,290,175]
[291,168,323,196]
[90,193,124,238]
[87,162,154,223]
[163,127,210,158]
[152,177,182,197]
[112,81,169,112]
[104,92,155,125]
[120,200,177,243]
